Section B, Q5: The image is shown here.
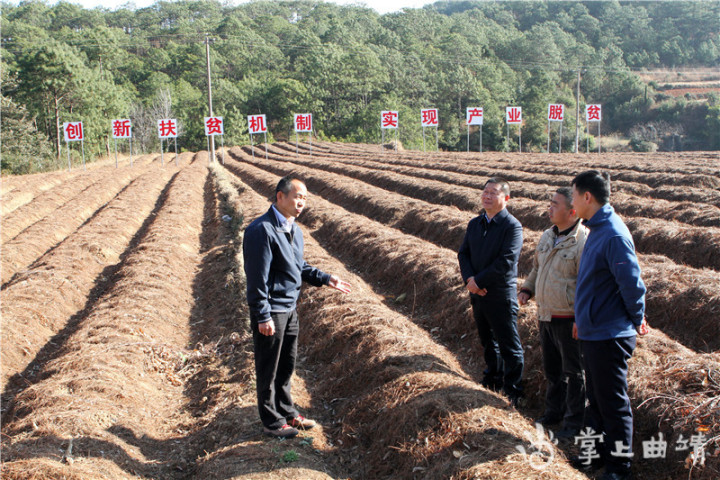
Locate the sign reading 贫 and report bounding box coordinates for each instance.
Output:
[294,113,312,133]
[63,122,84,142]
[586,104,602,122]
[248,114,268,134]
[466,107,484,126]
[381,111,399,129]
[204,117,224,136]
[157,119,178,139]
[548,104,565,122]
[421,108,439,127]
[506,107,522,125]
[111,119,132,139]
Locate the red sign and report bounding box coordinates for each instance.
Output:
[381,111,398,129]
[548,104,565,122]
[294,113,312,133]
[157,119,178,138]
[506,107,522,125]
[248,114,267,134]
[466,107,484,126]
[63,122,84,142]
[112,119,132,139]
[421,108,438,127]
[586,104,602,122]
[204,117,224,136]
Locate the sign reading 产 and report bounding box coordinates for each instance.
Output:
[248,114,269,160]
[380,111,399,153]
[157,118,179,166]
[547,104,565,153]
[505,107,522,152]
[111,119,133,168]
[294,113,313,156]
[420,108,439,152]
[466,107,484,152]
[63,121,85,171]
[585,104,602,153]
[204,117,225,164]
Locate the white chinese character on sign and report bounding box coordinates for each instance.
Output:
[642,433,667,459]
[574,427,604,465]
[610,441,634,459]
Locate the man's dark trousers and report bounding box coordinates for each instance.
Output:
[540,318,585,430]
[471,295,524,397]
[252,309,300,429]
[582,336,636,474]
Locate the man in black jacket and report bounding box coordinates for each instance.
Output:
[458,177,525,405]
[243,175,351,438]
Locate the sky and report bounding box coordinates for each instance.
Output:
[44,0,436,15]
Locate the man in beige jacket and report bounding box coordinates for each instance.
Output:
[519,187,588,439]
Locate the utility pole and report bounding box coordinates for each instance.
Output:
[575,69,581,153]
[205,33,215,162]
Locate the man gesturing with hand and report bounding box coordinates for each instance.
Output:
[243,175,351,438]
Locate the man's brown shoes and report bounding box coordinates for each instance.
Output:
[263,424,299,438]
[289,415,316,429]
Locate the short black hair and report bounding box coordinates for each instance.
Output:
[484,177,510,196]
[274,175,304,202]
[572,170,611,205]
[555,186,573,208]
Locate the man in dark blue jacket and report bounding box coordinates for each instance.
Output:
[458,177,524,405]
[243,175,351,438]
[571,170,648,480]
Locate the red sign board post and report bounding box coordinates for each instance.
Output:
[204,116,225,164]
[505,107,522,152]
[111,119,133,167]
[466,107,484,152]
[157,118,178,166]
[421,108,439,152]
[294,113,313,156]
[63,121,85,171]
[585,104,602,153]
[547,104,565,153]
[248,114,268,160]
[380,110,399,153]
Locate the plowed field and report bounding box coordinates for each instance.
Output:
[2,145,718,479]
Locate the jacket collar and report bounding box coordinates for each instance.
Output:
[583,203,614,229]
[481,207,509,224]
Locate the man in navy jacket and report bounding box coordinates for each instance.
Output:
[572,170,648,480]
[458,177,524,405]
[243,175,351,438]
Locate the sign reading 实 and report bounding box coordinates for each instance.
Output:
[381,111,398,130]
[466,107,484,126]
[248,114,268,134]
[548,104,565,122]
[294,113,312,133]
[586,104,602,122]
[63,122,84,142]
[506,107,522,125]
[112,119,132,139]
[421,108,439,127]
[157,119,178,139]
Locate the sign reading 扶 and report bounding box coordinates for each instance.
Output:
[381,111,399,129]
[157,119,178,138]
[204,116,224,136]
[294,113,313,133]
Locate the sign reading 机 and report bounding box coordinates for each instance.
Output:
[381,111,399,129]
[112,119,132,139]
[506,107,522,125]
[466,107,484,126]
[158,119,178,139]
[204,117,224,136]
[421,108,439,127]
[63,122,84,142]
[248,114,268,134]
[294,113,312,133]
